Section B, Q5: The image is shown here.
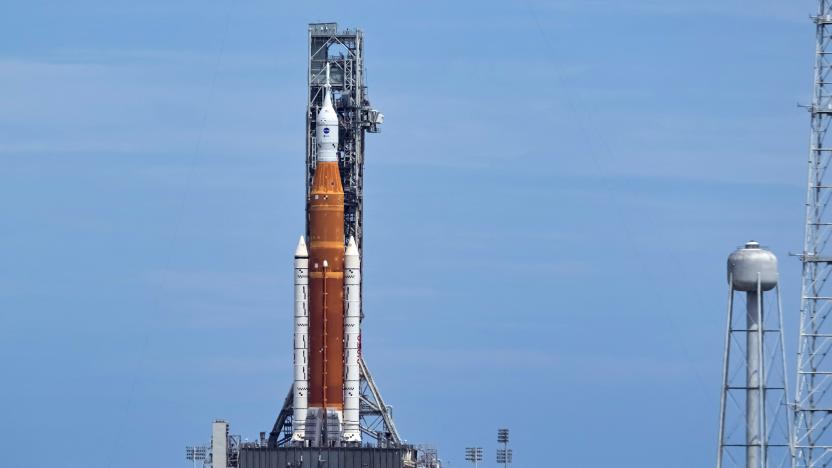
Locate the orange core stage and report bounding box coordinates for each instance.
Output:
[307,161,345,410]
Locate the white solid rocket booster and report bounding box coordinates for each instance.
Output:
[342,236,361,443]
[292,236,309,442]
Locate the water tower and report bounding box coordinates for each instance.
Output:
[717,241,793,468]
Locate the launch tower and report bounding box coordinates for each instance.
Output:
[305,22,382,253]
[185,22,429,468]
[266,22,399,450]
[185,22,421,468]
[794,3,832,466]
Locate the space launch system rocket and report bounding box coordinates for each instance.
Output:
[291,64,361,446]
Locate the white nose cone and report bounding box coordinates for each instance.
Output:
[345,236,358,256]
[316,63,339,163]
[295,235,308,258]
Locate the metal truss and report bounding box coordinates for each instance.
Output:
[266,20,398,451]
[267,356,402,447]
[794,3,832,467]
[717,283,793,468]
[306,22,382,254]
[358,356,402,446]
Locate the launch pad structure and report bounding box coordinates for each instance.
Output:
[304,23,382,254]
[185,22,432,468]
[265,22,398,451]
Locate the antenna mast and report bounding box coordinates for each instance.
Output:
[794,3,832,466]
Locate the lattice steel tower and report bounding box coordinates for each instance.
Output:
[305,23,382,251]
[794,4,832,466]
[267,22,399,449]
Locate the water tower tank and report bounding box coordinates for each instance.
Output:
[727,241,778,291]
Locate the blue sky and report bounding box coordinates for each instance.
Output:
[0,1,818,467]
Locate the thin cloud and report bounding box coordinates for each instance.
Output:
[531,0,810,22]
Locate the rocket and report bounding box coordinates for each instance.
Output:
[342,236,361,442]
[292,64,361,446]
[291,236,309,442]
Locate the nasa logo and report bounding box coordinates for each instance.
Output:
[323,127,330,135]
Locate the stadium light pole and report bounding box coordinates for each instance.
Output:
[497,428,512,468]
[465,447,483,468]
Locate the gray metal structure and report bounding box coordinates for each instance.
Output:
[186,446,208,468]
[794,4,832,466]
[239,447,416,468]
[305,22,381,252]
[415,446,440,468]
[268,22,400,450]
[717,242,792,468]
[464,448,482,468]
[496,429,511,468]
